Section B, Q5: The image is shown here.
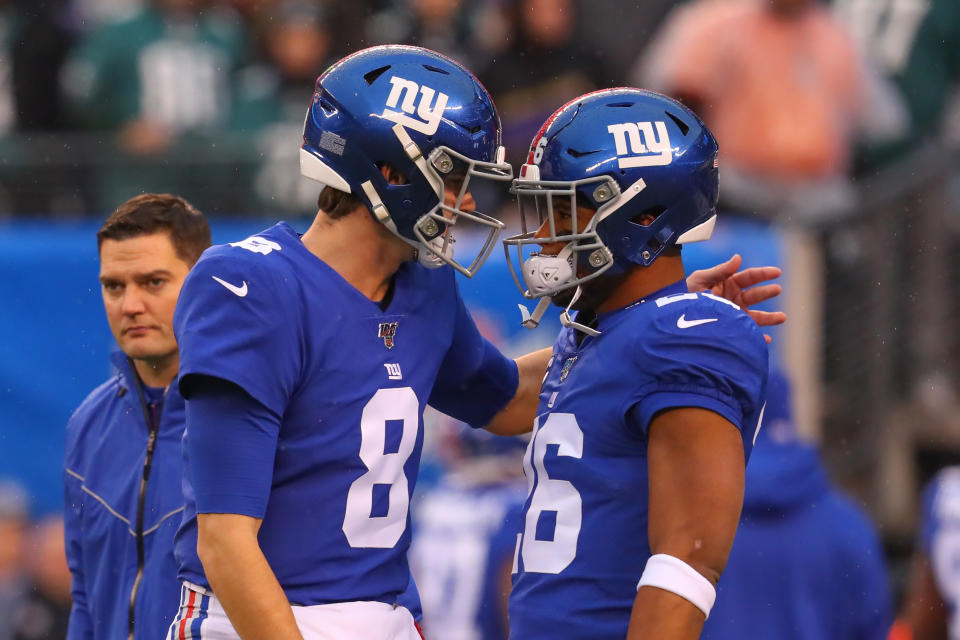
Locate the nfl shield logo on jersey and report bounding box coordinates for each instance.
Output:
[559,356,578,382]
[378,322,399,349]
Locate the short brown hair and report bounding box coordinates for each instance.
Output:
[97,193,212,265]
[317,186,363,220]
[317,165,409,220]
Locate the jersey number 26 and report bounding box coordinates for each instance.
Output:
[520,413,584,573]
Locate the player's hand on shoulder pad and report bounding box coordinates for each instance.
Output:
[685,254,786,344]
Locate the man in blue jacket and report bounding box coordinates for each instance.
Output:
[63,193,211,640]
[701,368,893,640]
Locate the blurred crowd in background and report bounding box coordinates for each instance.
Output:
[2,0,950,218]
[2,0,960,637]
[0,481,71,640]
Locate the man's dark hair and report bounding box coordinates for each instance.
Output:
[97,193,212,265]
[317,186,362,220]
[317,165,409,220]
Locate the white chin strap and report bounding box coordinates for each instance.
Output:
[517,286,601,337]
[417,233,455,269]
[559,287,601,337]
[517,242,602,337]
[518,296,553,329]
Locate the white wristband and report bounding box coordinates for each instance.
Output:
[636,554,717,619]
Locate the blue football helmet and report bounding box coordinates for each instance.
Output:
[300,45,513,277]
[503,88,719,301]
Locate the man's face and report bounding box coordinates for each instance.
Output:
[533,197,595,255]
[522,0,574,46]
[442,169,476,214]
[267,23,330,82]
[531,197,626,309]
[531,198,595,306]
[99,232,191,362]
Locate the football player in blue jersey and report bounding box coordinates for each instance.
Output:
[169,47,783,640]
[168,45,531,640]
[502,88,772,640]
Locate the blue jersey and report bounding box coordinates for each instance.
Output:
[172,223,518,607]
[409,476,526,640]
[508,280,768,640]
[920,466,960,637]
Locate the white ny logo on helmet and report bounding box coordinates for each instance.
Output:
[606,121,673,169]
[381,76,449,136]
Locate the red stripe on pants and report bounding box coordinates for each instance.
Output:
[179,590,198,640]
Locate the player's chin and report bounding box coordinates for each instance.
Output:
[549,285,578,308]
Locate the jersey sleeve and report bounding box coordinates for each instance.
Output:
[428,282,519,428]
[626,302,768,438]
[173,250,300,415]
[185,376,280,518]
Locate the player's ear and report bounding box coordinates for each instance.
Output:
[378,164,408,186]
[631,213,657,227]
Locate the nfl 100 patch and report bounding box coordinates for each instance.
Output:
[378,322,399,349]
[559,356,578,382]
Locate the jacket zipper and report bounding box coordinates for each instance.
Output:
[128,401,160,640]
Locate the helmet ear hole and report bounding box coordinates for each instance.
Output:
[317,98,336,115]
[376,163,411,186]
[629,205,666,228]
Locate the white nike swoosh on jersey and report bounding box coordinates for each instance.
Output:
[676,314,717,329]
[211,276,248,297]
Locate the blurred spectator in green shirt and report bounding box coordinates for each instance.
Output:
[61,0,249,155]
[834,0,960,165]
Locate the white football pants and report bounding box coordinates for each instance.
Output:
[166,582,424,640]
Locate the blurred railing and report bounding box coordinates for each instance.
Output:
[0,128,310,218]
[820,143,960,538]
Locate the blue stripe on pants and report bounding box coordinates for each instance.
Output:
[188,594,210,639]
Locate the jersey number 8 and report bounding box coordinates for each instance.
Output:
[342,387,419,548]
